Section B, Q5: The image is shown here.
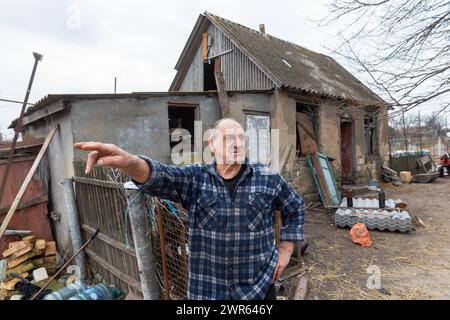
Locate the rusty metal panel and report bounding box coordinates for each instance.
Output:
[0,154,52,254]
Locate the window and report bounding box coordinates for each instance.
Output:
[245,113,270,164]
[364,115,378,155]
[296,102,319,157]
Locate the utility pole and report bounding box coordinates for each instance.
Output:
[0,52,43,206]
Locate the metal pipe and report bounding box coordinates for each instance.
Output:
[62,178,87,279]
[125,187,160,300]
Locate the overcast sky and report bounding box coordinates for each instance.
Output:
[1,0,446,139]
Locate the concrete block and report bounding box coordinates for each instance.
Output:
[32,267,49,283]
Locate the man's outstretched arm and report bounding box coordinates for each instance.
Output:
[74,142,150,183]
[74,142,195,207]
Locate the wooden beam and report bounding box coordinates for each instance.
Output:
[72,176,122,189]
[0,126,58,240]
[85,248,142,293]
[81,224,136,257]
[0,195,48,216]
[202,32,207,62]
[214,57,231,117]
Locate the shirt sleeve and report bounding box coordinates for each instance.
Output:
[274,175,305,242]
[132,155,197,209]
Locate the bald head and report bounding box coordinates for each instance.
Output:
[208,118,246,165]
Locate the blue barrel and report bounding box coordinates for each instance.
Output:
[43,281,87,300]
[68,284,121,300]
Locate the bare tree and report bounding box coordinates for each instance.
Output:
[322,0,450,116]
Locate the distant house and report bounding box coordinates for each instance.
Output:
[170,12,390,184]
[12,12,389,253]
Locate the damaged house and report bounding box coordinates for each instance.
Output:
[7,12,389,296]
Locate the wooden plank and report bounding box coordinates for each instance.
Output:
[8,245,32,260]
[34,239,46,250]
[6,262,34,276]
[214,57,231,117]
[8,241,27,250]
[0,126,58,239]
[81,224,136,257]
[202,32,207,61]
[44,241,56,256]
[7,249,43,269]
[1,272,29,290]
[2,242,29,258]
[85,248,142,292]
[23,235,36,244]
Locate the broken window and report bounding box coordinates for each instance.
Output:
[296,102,319,157]
[245,113,270,164]
[168,104,197,151]
[203,59,217,91]
[364,115,378,155]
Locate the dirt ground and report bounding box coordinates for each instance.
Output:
[284,177,450,300]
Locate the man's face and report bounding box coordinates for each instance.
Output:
[209,119,246,165]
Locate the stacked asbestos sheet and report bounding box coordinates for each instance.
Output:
[335,198,412,233]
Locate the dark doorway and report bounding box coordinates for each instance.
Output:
[168,105,196,150]
[340,121,353,184]
[203,59,217,91]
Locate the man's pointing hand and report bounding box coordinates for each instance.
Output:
[73,142,150,183]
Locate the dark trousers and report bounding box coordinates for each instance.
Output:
[264,284,277,300]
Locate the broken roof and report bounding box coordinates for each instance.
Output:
[172,12,386,106]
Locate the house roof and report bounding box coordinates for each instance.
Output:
[173,12,387,106]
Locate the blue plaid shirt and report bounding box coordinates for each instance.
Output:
[135,156,305,300]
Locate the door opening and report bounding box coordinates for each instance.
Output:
[340,121,353,184]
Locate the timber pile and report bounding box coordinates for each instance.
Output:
[0,235,56,299]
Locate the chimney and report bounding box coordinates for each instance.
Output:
[259,24,265,34]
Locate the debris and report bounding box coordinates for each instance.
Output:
[278,266,303,282]
[381,165,402,186]
[292,273,309,300]
[377,287,391,296]
[0,259,6,282]
[395,201,407,209]
[41,281,86,300]
[32,267,49,283]
[412,172,439,183]
[306,152,341,207]
[69,283,121,300]
[0,233,58,298]
[350,223,373,247]
[414,216,427,228]
[125,291,143,300]
[399,171,412,183]
[65,275,77,286]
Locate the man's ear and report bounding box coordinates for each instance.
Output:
[208,136,215,154]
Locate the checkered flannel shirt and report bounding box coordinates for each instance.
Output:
[134,156,305,300]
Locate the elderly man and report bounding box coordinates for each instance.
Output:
[74,118,305,300]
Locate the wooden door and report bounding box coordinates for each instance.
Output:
[340,121,353,183]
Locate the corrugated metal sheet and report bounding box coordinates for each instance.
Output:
[208,23,275,91]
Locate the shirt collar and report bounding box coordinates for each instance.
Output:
[204,158,253,180]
